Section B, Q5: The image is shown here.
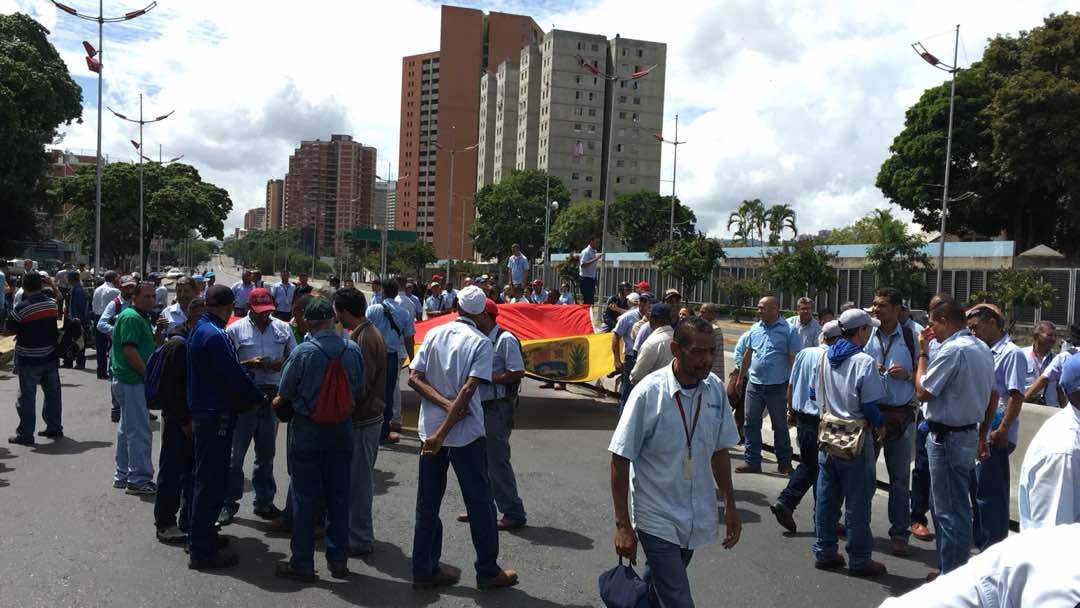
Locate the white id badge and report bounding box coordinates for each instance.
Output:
[682,456,693,480]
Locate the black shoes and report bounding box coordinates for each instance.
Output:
[275,561,317,583]
[413,564,462,589]
[37,429,64,439]
[770,502,797,533]
[7,435,34,446]
[188,550,240,570]
[253,504,283,520]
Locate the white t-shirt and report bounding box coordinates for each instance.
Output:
[1018,405,1080,530]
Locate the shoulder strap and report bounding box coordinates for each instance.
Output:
[818,351,830,416]
[381,302,402,336]
[902,325,916,364]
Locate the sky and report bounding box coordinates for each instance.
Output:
[4,0,1074,239]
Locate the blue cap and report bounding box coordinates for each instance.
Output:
[192,274,205,283]
[204,271,215,278]
[650,303,672,323]
[1060,354,1080,397]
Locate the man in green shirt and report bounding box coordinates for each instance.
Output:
[112,282,158,495]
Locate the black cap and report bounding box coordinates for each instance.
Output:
[204,284,235,307]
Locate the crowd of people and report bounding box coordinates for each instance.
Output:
[5,253,1080,603]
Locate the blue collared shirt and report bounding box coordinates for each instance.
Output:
[96,297,129,336]
[633,323,654,355]
[746,318,799,385]
[231,281,254,307]
[787,315,822,351]
[1022,346,1059,407]
[507,254,529,285]
[609,362,741,550]
[425,292,453,314]
[226,316,297,386]
[558,291,574,305]
[271,281,296,313]
[579,245,598,278]
[921,329,995,427]
[790,346,825,416]
[478,324,524,402]
[816,350,886,422]
[614,309,643,356]
[277,329,364,417]
[365,300,414,354]
[864,323,919,406]
[990,334,1028,444]
[733,331,751,366]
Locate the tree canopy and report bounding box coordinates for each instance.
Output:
[54,162,232,269]
[0,12,83,254]
[972,268,1057,334]
[763,240,837,299]
[549,198,604,253]
[650,235,725,295]
[726,199,797,246]
[821,209,911,245]
[609,190,696,251]
[470,169,570,264]
[388,240,437,279]
[864,214,932,305]
[876,12,1080,255]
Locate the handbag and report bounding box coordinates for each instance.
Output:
[816,352,867,460]
[598,558,654,608]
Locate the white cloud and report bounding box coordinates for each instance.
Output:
[6,0,1073,239]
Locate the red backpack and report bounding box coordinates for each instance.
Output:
[310,342,353,425]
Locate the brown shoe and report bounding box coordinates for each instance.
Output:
[477,568,519,590]
[413,564,461,589]
[389,421,403,432]
[496,516,526,531]
[381,432,400,445]
[813,555,846,571]
[911,522,934,541]
[734,464,761,474]
[265,516,290,535]
[777,463,794,475]
[926,571,939,583]
[835,522,846,537]
[850,560,887,577]
[457,512,469,523]
[891,538,912,557]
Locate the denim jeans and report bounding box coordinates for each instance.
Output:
[412,437,501,581]
[380,352,399,440]
[813,438,876,569]
[113,380,153,485]
[971,443,1015,551]
[155,412,194,531]
[778,412,820,512]
[94,324,110,378]
[743,382,792,468]
[619,353,637,411]
[875,421,914,541]
[926,428,978,574]
[483,397,526,523]
[639,530,695,608]
[349,421,382,551]
[189,412,235,561]
[579,276,596,306]
[225,402,279,514]
[910,411,931,526]
[393,353,405,424]
[14,359,62,440]
[287,414,353,572]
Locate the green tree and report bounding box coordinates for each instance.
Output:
[971,268,1057,334]
[822,209,911,245]
[54,162,231,269]
[763,240,837,300]
[0,13,83,254]
[173,240,214,266]
[549,198,604,253]
[650,235,725,297]
[864,217,932,305]
[877,12,1080,255]
[470,169,570,264]
[389,240,437,279]
[727,199,766,246]
[722,275,768,322]
[765,203,798,245]
[609,190,696,251]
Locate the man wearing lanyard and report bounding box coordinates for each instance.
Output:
[966,303,1026,552]
[425,282,452,318]
[1021,322,1058,406]
[610,316,741,607]
[864,287,920,557]
[271,270,296,323]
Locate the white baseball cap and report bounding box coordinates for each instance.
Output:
[838,308,879,332]
[626,292,640,305]
[821,320,843,340]
[457,285,487,315]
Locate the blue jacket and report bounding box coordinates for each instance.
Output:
[68,283,88,323]
[278,329,364,417]
[187,312,265,419]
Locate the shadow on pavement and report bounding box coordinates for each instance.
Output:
[438,585,594,608]
[29,438,112,455]
[0,460,11,488]
[513,398,618,431]
[373,469,399,496]
[866,571,925,597]
[189,535,292,592]
[873,536,940,571]
[507,525,594,550]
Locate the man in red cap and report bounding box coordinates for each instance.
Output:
[219,287,297,525]
[634,280,651,295]
[529,279,548,304]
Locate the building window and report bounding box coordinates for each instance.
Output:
[630,176,638,184]
[621,48,626,57]
[575,91,581,99]
[574,123,582,132]
[619,95,627,103]
[633,81,640,90]
[588,124,597,133]
[615,176,622,184]
[632,97,641,105]
[619,111,627,119]
[577,41,583,50]
[591,43,599,51]
[588,108,597,117]
[616,159,625,167]
[585,189,593,197]
[619,80,625,88]
[572,172,580,180]
[588,92,595,101]
[585,175,593,182]
[616,144,624,152]
[637,49,643,58]
[574,107,584,116]
[587,141,596,150]
[575,74,581,84]
[632,112,639,121]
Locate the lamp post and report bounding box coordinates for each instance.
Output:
[51,1,157,272]
[543,198,559,284]
[913,24,960,291]
[653,114,687,239]
[432,129,479,283]
[109,94,174,276]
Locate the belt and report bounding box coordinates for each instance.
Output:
[927,421,977,436]
[879,403,914,411]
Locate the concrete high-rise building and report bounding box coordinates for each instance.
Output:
[476,71,497,190]
[265,178,284,229]
[243,207,266,231]
[374,179,396,228]
[479,31,667,204]
[283,134,376,256]
[492,60,520,184]
[397,5,542,259]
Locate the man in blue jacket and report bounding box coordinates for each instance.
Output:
[186,285,267,570]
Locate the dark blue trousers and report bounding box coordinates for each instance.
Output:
[287,414,352,572]
[155,412,194,532]
[188,412,235,561]
[380,352,399,440]
[777,412,820,512]
[910,412,931,526]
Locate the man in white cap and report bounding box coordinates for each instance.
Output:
[407,285,518,590]
[811,308,888,577]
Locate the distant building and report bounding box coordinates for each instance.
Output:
[283,134,377,256]
[374,179,396,228]
[265,179,284,230]
[243,207,266,231]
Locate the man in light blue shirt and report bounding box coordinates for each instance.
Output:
[506,244,529,286]
[736,296,800,473]
[557,282,574,305]
[966,303,1027,552]
[577,237,601,305]
[915,299,995,576]
[424,283,453,317]
[1020,321,1059,406]
[610,316,741,608]
[771,321,842,534]
[613,293,647,409]
[787,297,822,351]
[270,270,296,322]
[864,287,920,556]
[364,279,414,443]
[230,270,254,317]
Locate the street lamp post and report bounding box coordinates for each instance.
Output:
[913,24,960,291]
[654,114,687,239]
[543,198,559,285]
[52,1,157,272]
[109,95,174,276]
[432,130,479,283]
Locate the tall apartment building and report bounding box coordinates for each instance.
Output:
[386,185,397,230]
[480,30,667,204]
[283,134,376,256]
[398,5,542,259]
[243,207,266,231]
[265,178,284,229]
[374,179,396,228]
[476,72,497,189]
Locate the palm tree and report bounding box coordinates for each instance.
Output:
[727,210,751,246]
[766,204,798,245]
[729,199,767,246]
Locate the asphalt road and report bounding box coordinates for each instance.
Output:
[0,358,938,607]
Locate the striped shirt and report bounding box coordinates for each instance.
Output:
[9,291,59,365]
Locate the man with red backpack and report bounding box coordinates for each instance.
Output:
[273,297,364,582]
